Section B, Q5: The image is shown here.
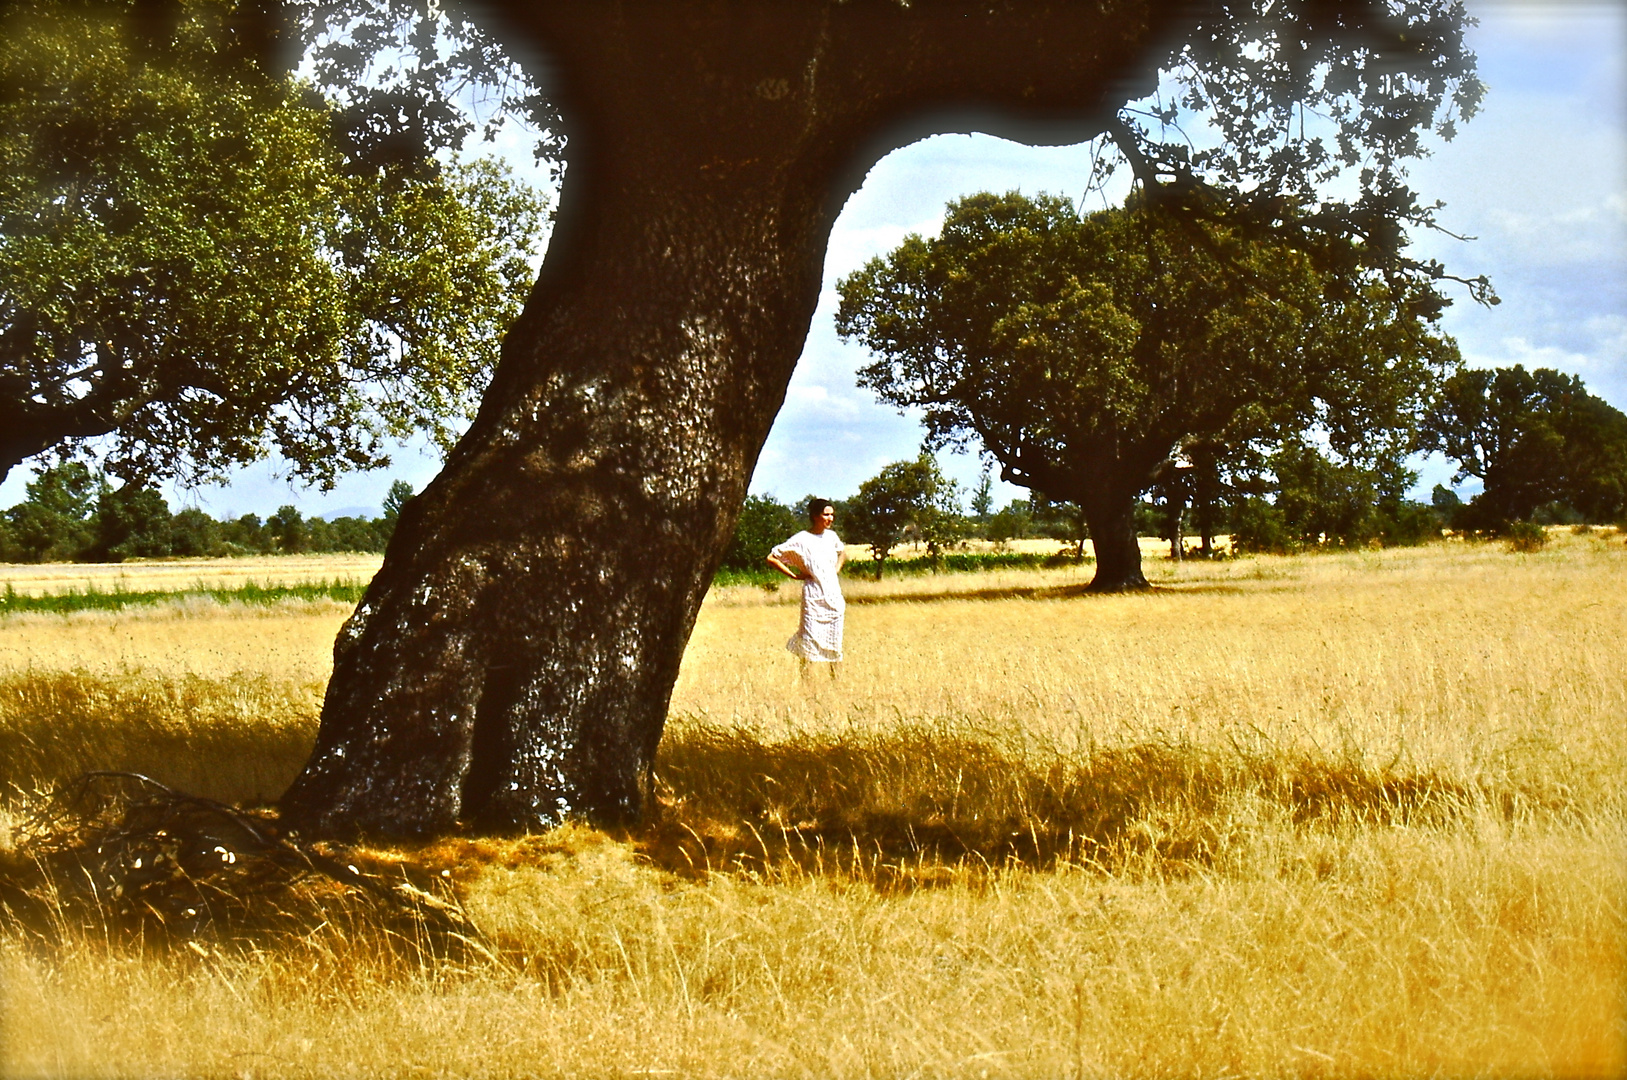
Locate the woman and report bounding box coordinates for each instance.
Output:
[766,497,847,670]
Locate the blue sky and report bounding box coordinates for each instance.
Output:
[759,0,1627,509]
[5,0,1621,517]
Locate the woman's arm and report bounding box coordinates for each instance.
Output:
[765,553,805,580]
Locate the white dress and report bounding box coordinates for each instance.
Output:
[770,528,846,662]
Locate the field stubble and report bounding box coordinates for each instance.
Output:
[0,534,1623,1077]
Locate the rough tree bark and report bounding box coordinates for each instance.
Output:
[282,0,1188,837]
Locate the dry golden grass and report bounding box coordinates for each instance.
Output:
[0,598,351,682]
[0,670,320,806]
[1,532,1623,1077]
[4,828,1619,1078]
[685,535,1624,790]
[0,553,382,597]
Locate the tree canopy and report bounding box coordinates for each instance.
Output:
[1425,366,1627,527]
[838,190,1458,589]
[0,0,548,488]
[287,0,1489,292]
[1225,438,1438,552]
[842,455,963,578]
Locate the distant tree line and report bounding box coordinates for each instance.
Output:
[720,449,1445,580]
[722,364,1627,577]
[0,463,412,562]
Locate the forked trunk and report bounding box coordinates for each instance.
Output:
[281,1,1170,837]
[283,116,835,836]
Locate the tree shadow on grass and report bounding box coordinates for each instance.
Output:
[0,671,317,807]
[0,772,494,968]
[642,725,1486,887]
[1141,582,1261,596]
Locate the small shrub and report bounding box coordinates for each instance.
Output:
[721,495,803,572]
[1504,520,1548,552]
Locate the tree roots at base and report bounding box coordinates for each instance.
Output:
[0,773,495,963]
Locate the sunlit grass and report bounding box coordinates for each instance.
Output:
[0,579,369,616]
[4,827,1620,1078]
[1,531,1623,1077]
[0,553,384,597]
[0,597,351,682]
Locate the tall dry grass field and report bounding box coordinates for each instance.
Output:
[1,534,1623,1077]
[0,553,383,598]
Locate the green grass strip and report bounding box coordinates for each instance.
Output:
[0,579,370,616]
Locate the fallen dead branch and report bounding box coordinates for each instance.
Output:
[0,772,497,964]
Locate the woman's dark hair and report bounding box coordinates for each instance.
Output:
[806,497,834,523]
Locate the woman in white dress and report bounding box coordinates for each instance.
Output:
[766,498,847,672]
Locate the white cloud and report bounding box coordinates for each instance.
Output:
[784,383,866,419]
[1584,312,1627,345]
[823,223,935,280]
[1478,195,1626,265]
[1489,202,1612,235]
[1481,336,1595,370]
[1453,314,1627,413]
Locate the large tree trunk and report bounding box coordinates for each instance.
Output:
[282,1,1176,837]
[1081,490,1150,592]
[1000,444,1159,593]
